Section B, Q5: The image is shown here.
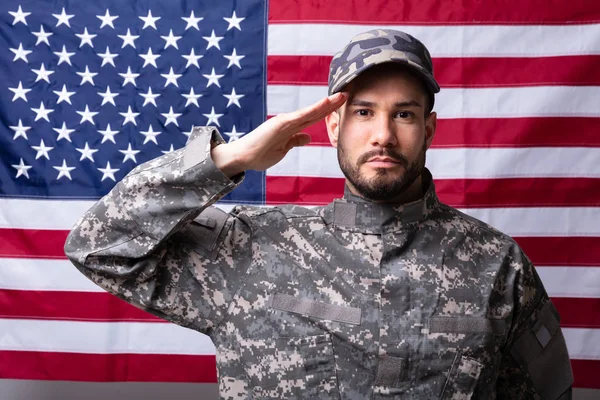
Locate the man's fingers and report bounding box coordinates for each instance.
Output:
[284,132,312,153]
[288,92,347,127]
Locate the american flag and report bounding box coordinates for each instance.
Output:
[1,0,599,398]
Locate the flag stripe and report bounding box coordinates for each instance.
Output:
[266,177,600,207]
[2,260,598,298]
[2,288,598,328]
[274,117,600,148]
[552,298,600,328]
[0,351,597,387]
[267,84,600,118]
[268,24,600,57]
[267,146,600,180]
[0,228,69,259]
[0,319,215,354]
[268,0,600,24]
[268,55,600,87]
[515,237,600,267]
[0,351,218,383]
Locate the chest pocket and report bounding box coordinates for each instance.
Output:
[239,333,340,399]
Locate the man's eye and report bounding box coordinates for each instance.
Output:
[355,109,370,117]
[396,111,413,119]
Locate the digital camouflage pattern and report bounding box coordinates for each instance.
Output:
[328,29,441,98]
[65,127,574,399]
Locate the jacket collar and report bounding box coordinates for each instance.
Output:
[321,168,440,233]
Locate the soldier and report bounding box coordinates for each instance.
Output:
[64,29,574,399]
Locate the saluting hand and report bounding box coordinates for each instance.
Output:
[212,92,347,177]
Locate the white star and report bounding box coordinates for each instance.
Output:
[32,139,54,160]
[76,65,98,86]
[98,86,119,106]
[161,106,182,127]
[139,48,161,68]
[52,8,74,28]
[54,45,75,66]
[76,142,98,162]
[12,158,32,179]
[53,122,76,142]
[98,123,120,143]
[160,29,182,50]
[120,106,140,126]
[140,125,161,144]
[97,9,118,29]
[98,161,119,181]
[10,119,31,140]
[75,28,96,48]
[119,143,140,163]
[162,144,176,154]
[10,43,32,63]
[203,30,224,50]
[161,67,182,88]
[182,127,193,138]
[182,48,203,69]
[53,84,76,105]
[119,66,140,87]
[32,25,53,46]
[203,68,224,88]
[182,11,203,31]
[224,87,244,108]
[53,159,76,180]
[203,107,223,126]
[98,47,118,67]
[9,81,31,102]
[139,10,160,30]
[9,6,31,26]
[224,11,245,31]
[224,48,245,69]
[31,102,54,122]
[225,125,246,142]
[140,87,160,107]
[118,28,139,48]
[182,87,202,107]
[32,63,54,83]
[76,105,98,125]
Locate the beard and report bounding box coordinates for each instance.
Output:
[338,135,426,202]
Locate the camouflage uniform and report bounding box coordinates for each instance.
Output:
[64,29,574,400]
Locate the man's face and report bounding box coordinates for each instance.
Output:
[325,66,437,203]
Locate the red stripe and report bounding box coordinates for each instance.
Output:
[0,228,68,259]
[266,176,600,208]
[0,350,597,388]
[572,359,600,389]
[0,351,217,382]
[515,237,600,267]
[268,56,600,87]
[0,289,163,323]
[272,117,600,149]
[269,0,600,24]
[553,298,600,329]
[2,288,597,328]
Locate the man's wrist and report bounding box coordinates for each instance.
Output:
[211,142,246,178]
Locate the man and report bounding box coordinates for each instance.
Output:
[64,29,573,399]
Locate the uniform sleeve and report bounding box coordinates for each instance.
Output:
[495,246,574,399]
[63,126,253,335]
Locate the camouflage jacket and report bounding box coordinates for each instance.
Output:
[64,127,573,400]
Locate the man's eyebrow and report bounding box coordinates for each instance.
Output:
[349,99,422,108]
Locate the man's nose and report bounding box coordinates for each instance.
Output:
[369,117,398,147]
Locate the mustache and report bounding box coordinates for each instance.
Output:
[357,149,408,166]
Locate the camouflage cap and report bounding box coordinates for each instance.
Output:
[328,29,440,102]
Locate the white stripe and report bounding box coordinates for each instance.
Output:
[0,199,236,230]
[266,146,600,180]
[564,328,600,360]
[2,259,599,299]
[0,319,215,355]
[267,84,600,118]
[268,24,600,57]
[0,318,594,359]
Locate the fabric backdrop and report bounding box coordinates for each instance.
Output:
[1,0,599,398]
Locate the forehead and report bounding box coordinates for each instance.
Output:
[346,64,427,101]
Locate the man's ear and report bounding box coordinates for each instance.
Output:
[325,110,340,148]
[424,111,437,149]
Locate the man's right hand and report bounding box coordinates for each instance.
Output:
[211,92,348,178]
